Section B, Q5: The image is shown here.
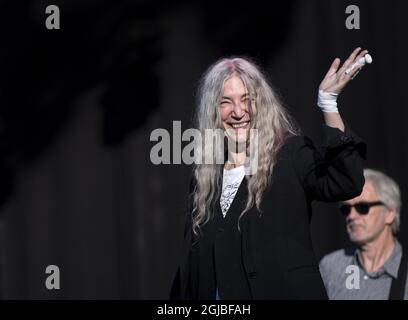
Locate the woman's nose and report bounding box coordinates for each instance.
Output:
[232,101,246,118]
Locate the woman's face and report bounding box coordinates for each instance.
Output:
[218,75,256,144]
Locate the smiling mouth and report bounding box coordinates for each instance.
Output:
[228,120,250,129]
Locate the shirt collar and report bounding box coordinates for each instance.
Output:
[353,238,402,279]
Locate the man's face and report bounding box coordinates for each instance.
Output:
[218,75,256,144]
[342,182,394,245]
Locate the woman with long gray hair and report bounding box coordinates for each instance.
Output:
[171,47,369,299]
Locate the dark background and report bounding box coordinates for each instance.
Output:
[0,0,406,299]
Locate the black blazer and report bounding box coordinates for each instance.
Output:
[171,124,366,300]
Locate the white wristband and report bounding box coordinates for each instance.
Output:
[317,89,339,113]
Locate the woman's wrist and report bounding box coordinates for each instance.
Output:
[317,89,339,113]
[323,112,345,132]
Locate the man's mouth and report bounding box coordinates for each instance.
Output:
[348,223,364,231]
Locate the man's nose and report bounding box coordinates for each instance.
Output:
[346,206,360,221]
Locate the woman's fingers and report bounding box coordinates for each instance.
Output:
[320,47,370,92]
[357,49,369,60]
[324,58,341,78]
[340,49,369,81]
[338,47,362,74]
[348,49,368,79]
[348,65,363,80]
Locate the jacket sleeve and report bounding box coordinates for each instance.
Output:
[169,210,192,300]
[292,124,367,202]
[169,177,195,299]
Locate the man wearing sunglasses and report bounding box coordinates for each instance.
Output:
[319,169,406,299]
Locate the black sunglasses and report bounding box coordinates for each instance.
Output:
[339,201,386,216]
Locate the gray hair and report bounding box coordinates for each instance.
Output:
[192,56,300,235]
[364,168,402,234]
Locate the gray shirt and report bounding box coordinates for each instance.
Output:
[319,240,408,300]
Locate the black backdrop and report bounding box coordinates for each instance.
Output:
[0,0,407,299]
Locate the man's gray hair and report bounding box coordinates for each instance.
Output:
[364,168,402,234]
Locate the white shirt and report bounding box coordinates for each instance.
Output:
[220,165,246,217]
